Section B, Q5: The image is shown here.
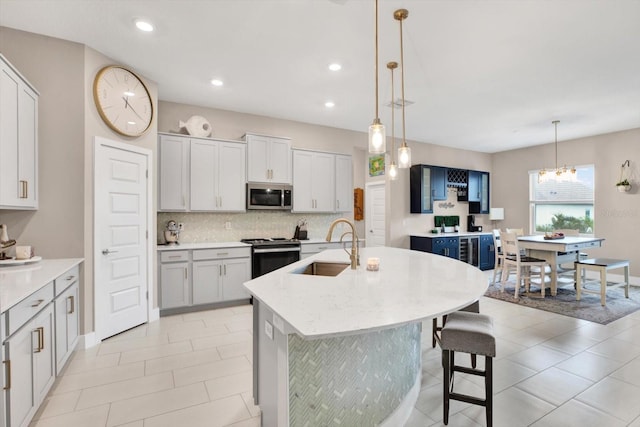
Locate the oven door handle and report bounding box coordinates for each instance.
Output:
[253,247,301,254]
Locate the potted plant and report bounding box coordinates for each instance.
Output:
[616,179,631,192]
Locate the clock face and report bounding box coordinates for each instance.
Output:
[93,66,153,137]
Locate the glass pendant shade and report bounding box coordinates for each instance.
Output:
[398,145,411,168]
[388,162,398,180]
[368,119,386,153]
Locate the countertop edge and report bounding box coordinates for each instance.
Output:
[0,258,84,314]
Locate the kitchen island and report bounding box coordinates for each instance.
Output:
[244,246,488,426]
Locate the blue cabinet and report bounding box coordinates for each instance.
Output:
[479,234,495,270]
[432,167,447,201]
[410,236,459,260]
[468,170,490,214]
[410,165,447,213]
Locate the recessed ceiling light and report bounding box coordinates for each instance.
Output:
[328,63,342,71]
[135,19,154,32]
[211,79,224,87]
[325,101,335,108]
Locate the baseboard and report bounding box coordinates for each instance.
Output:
[79,332,99,349]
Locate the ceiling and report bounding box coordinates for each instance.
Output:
[1,0,639,153]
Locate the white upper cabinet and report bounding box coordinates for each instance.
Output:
[190,139,246,212]
[158,133,246,212]
[292,149,335,213]
[245,133,291,184]
[0,54,39,209]
[335,154,353,212]
[158,134,189,211]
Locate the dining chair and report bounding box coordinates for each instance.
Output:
[505,227,524,236]
[491,229,504,286]
[500,231,550,298]
[553,229,586,284]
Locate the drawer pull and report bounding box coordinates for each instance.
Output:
[168,255,182,259]
[217,252,229,256]
[69,295,75,314]
[3,360,10,390]
[31,299,44,308]
[66,275,75,281]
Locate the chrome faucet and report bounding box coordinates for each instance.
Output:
[326,218,359,269]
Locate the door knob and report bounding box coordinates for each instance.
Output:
[369,229,373,233]
[102,249,118,255]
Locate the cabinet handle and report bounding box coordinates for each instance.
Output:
[219,265,223,276]
[168,255,182,259]
[19,180,28,199]
[337,200,340,209]
[66,275,75,281]
[68,295,75,314]
[224,264,227,275]
[34,327,44,353]
[184,267,188,280]
[182,195,186,207]
[3,360,10,390]
[31,299,44,308]
[217,252,228,256]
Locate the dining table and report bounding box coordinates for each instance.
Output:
[517,235,605,295]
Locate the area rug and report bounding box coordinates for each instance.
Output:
[485,282,640,325]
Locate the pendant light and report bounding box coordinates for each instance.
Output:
[387,61,398,180]
[395,9,411,168]
[368,0,386,154]
[538,120,576,183]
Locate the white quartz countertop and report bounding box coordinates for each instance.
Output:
[411,232,492,238]
[299,238,352,244]
[157,242,251,251]
[0,258,83,313]
[243,246,488,339]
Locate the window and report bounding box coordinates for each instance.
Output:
[529,165,595,235]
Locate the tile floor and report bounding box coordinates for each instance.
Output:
[31,284,640,427]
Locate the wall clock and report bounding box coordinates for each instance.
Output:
[93,65,153,137]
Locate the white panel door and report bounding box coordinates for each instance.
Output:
[366,182,386,247]
[95,140,149,340]
[17,84,38,208]
[0,64,20,207]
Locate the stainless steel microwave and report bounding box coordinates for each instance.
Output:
[246,183,293,210]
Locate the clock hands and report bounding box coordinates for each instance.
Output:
[122,96,145,121]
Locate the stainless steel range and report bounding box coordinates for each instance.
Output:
[241,238,301,278]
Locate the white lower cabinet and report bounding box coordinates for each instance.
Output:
[54,282,79,374]
[192,261,223,304]
[5,303,54,427]
[160,262,190,309]
[159,246,251,312]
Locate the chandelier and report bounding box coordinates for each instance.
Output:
[538,120,576,183]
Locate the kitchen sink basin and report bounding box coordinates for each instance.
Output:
[293,261,350,277]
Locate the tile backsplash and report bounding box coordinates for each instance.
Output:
[157,211,351,244]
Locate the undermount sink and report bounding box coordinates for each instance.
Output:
[293,261,350,277]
